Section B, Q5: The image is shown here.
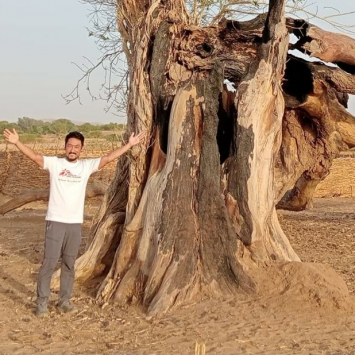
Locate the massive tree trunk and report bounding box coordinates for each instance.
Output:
[69,0,355,315]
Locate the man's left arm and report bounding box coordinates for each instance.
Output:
[98,132,146,170]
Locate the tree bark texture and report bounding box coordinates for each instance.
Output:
[70,0,355,315]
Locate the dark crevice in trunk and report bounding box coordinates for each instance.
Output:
[217,93,234,164]
[101,231,123,273]
[283,56,313,104]
[149,20,175,155]
[299,110,318,142]
[156,99,173,154]
[145,36,155,73]
[336,61,355,75]
[334,91,348,108]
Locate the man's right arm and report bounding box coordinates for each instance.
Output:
[3,128,44,168]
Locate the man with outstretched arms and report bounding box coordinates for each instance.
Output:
[2,128,145,317]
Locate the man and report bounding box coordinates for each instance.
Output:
[2,128,145,317]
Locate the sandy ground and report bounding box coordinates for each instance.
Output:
[1,198,355,354]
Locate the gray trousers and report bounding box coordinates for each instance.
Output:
[37,221,81,304]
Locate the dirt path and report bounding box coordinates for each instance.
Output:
[1,198,355,354]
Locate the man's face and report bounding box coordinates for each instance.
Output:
[65,137,83,162]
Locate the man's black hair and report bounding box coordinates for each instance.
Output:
[65,131,85,146]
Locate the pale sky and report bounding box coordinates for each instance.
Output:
[0,0,354,124]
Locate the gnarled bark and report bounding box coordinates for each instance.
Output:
[275,53,355,211]
[64,0,355,315]
[288,18,355,71]
[79,0,296,316]
[223,0,299,262]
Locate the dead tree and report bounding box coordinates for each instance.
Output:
[67,0,355,315]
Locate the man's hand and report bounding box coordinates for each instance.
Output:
[2,128,43,168]
[3,128,19,145]
[98,131,147,170]
[128,132,146,148]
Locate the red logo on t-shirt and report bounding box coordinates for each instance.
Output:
[59,169,80,178]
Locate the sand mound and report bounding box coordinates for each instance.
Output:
[255,261,355,312]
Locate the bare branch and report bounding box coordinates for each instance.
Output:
[0,184,106,216]
[68,0,355,119]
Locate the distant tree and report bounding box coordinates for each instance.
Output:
[41,124,52,135]
[17,117,42,133]
[32,125,44,135]
[49,119,76,134]
[77,122,97,133]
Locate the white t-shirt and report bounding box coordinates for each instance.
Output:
[43,156,101,224]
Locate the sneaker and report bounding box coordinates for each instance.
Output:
[35,302,48,317]
[57,300,78,314]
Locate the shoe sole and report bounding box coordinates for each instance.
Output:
[35,311,49,318]
[57,308,78,314]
